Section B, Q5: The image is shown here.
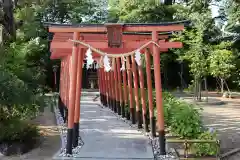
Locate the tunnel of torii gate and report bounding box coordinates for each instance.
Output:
[48,22,185,155]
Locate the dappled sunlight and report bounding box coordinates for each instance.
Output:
[109,129,140,134]
[84,110,97,113]
[38,125,61,136]
[80,118,108,122]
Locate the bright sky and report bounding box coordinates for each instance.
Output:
[211,4,219,18]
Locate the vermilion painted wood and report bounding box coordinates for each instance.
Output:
[74,48,84,123]
[131,55,140,112]
[110,70,115,106]
[59,61,62,99]
[63,58,66,105]
[103,68,106,100]
[152,31,165,131]
[108,71,111,105]
[126,56,134,111]
[122,66,128,104]
[66,57,70,107]
[104,69,108,101]
[97,69,101,100]
[98,69,101,102]
[49,24,184,33]
[50,41,182,50]
[100,68,105,100]
[61,60,64,100]
[52,32,169,42]
[113,59,119,102]
[116,58,123,104]
[106,71,109,105]
[124,25,184,32]
[49,23,185,156]
[49,26,107,33]
[64,57,69,107]
[145,49,154,119]
[105,69,109,104]
[67,32,80,129]
[50,48,169,59]
[138,65,147,117]
[63,58,66,106]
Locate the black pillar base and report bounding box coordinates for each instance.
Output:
[117,101,121,115]
[150,116,156,137]
[66,128,73,154]
[136,111,143,129]
[64,106,68,123]
[58,96,64,119]
[130,108,136,124]
[102,94,105,105]
[121,102,125,118]
[126,109,131,120]
[158,130,166,155]
[109,98,112,109]
[100,93,103,104]
[114,100,117,113]
[144,114,149,132]
[73,123,79,148]
[111,99,114,110]
[126,109,130,120]
[103,95,107,106]
[107,97,110,107]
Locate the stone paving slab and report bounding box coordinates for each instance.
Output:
[76,103,154,159]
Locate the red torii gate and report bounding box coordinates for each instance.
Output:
[48,23,184,155]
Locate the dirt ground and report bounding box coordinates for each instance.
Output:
[0,105,61,160]
[174,91,240,160]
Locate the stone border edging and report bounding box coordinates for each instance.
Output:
[53,99,84,158]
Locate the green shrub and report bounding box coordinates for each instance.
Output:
[160,92,218,156]
[192,130,218,156]
[0,118,40,144]
[169,102,203,138]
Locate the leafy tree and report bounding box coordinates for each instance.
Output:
[108,0,175,23]
[208,42,236,93]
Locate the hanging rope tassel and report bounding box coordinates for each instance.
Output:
[86,48,94,69]
[135,49,142,66]
[103,55,111,72]
[120,56,126,71]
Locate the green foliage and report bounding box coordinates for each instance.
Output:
[161,92,218,156]
[108,0,175,23]
[169,102,203,138]
[192,131,218,156]
[0,117,39,143]
[208,42,236,79]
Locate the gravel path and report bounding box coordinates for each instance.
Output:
[0,105,61,160]
[173,92,240,160]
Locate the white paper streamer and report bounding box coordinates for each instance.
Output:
[86,48,94,69]
[103,55,111,72]
[120,57,126,71]
[135,49,142,66]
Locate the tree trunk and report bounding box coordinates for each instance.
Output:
[204,77,208,102]
[2,0,15,41]
[197,79,202,101]
[194,76,198,101]
[220,78,224,93]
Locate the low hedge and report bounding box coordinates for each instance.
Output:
[122,88,218,156]
[0,113,40,156]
